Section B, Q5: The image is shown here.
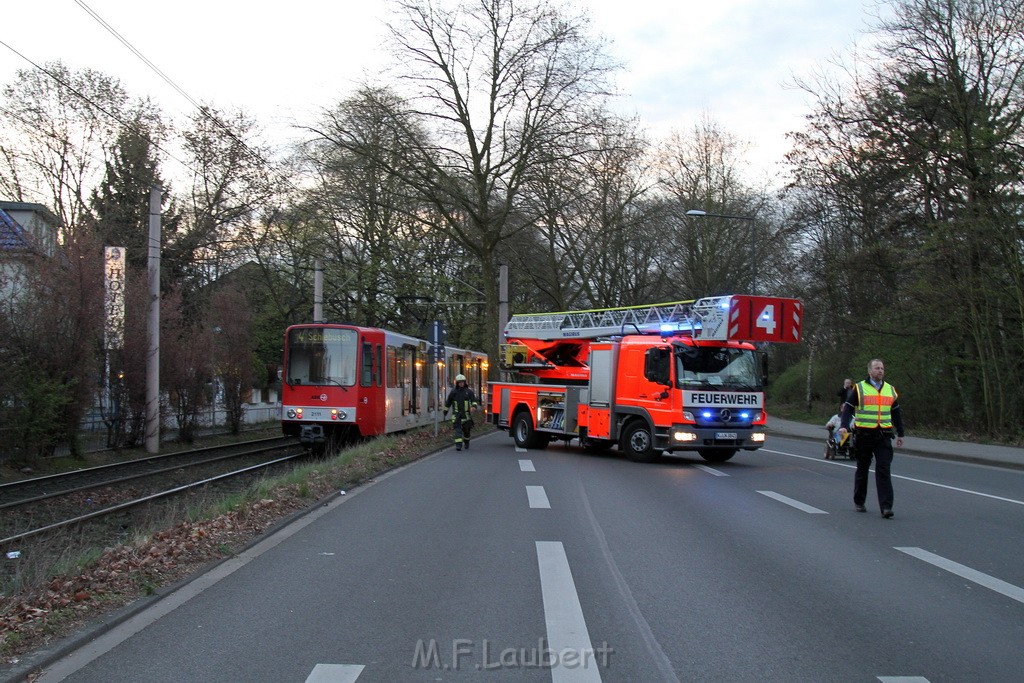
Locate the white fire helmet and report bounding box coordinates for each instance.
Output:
[455,374,467,382]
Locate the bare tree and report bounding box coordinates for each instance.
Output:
[173,106,274,301]
[160,288,213,443]
[0,225,104,460]
[312,0,617,363]
[510,111,665,309]
[655,114,779,297]
[207,284,256,434]
[0,62,140,240]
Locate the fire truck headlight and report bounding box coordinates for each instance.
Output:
[682,411,694,422]
[751,432,766,443]
[287,409,296,419]
[673,430,697,442]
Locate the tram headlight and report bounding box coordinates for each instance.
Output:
[287,409,296,419]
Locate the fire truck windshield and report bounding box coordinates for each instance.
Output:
[674,344,761,391]
[286,327,357,386]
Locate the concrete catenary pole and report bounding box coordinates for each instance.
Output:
[313,258,323,323]
[145,186,161,453]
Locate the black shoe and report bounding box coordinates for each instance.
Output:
[456,445,461,451]
[465,440,470,449]
[855,504,866,512]
[882,509,894,519]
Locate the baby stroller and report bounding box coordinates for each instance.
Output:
[824,427,854,460]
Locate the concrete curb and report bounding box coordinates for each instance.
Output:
[767,417,1024,471]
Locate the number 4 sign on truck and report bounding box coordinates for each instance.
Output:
[725,295,802,343]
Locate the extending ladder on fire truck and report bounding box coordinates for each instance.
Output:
[503,297,733,341]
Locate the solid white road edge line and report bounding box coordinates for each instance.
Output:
[895,547,1024,605]
[761,449,1024,507]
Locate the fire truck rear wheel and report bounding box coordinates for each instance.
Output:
[621,421,659,463]
[512,410,548,449]
[698,448,737,463]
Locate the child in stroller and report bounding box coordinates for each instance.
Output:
[824,404,853,459]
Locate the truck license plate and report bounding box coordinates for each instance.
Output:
[716,432,737,440]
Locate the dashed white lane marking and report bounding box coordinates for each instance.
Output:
[896,547,1024,605]
[536,541,604,682]
[757,490,828,514]
[693,464,729,476]
[762,449,1024,507]
[306,663,365,682]
[878,677,931,682]
[526,485,551,509]
[519,459,536,472]
[515,445,528,453]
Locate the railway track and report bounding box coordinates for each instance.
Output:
[0,437,304,549]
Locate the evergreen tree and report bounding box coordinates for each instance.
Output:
[91,117,179,271]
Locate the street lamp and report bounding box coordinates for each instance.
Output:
[685,209,758,294]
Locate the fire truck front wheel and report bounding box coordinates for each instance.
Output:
[512,410,549,449]
[621,421,660,463]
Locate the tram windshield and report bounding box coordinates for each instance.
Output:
[286,327,357,386]
[674,343,761,391]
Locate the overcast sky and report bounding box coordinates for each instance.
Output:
[1,0,882,186]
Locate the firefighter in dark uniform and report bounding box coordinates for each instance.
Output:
[838,358,905,518]
[444,374,478,451]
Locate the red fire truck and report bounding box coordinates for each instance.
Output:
[488,295,802,462]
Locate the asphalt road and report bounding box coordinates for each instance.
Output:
[30,432,1024,683]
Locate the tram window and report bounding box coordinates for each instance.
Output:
[376,344,383,386]
[287,327,357,386]
[361,341,373,386]
[386,346,398,388]
[417,355,428,387]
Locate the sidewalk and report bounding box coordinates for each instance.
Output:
[767,416,1024,470]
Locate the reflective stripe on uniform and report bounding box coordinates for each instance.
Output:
[853,381,896,429]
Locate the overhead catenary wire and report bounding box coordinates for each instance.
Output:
[0,38,194,177]
[74,0,305,196]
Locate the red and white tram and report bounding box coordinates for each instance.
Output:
[281,324,488,447]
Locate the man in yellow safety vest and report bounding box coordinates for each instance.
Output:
[838,358,905,519]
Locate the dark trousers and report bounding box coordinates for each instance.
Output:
[452,417,471,444]
[853,429,894,509]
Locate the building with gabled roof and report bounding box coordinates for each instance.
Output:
[1,200,61,300]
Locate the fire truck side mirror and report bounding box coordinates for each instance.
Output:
[757,350,769,386]
[644,347,672,386]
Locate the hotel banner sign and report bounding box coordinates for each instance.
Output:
[104,246,126,349]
